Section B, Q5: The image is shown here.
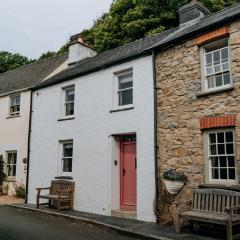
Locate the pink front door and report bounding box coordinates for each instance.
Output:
[120,141,136,211]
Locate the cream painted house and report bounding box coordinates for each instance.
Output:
[0,53,68,195]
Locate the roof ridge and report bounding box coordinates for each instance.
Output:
[0,52,68,77]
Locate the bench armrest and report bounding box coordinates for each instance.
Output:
[36,187,50,195]
[36,187,50,191]
[225,205,240,213]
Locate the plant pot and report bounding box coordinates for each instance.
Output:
[164,179,185,195]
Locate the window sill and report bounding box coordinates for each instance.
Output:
[55,176,73,180]
[196,86,234,98]
[5,178,16,183]
[6,115,21,119]
[58,116,75,122]
[110,106,134,113]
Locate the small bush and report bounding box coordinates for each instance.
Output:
[15,184,25,198]
[163,169,187,182]
[0,155,6,194]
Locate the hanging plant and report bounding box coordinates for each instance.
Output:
[163,169,187,195]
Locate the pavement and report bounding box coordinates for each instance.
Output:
[0,206,138,240]
[7,203,225,240]
[0,195,24,205]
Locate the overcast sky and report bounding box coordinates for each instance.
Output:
[0,0,112,59]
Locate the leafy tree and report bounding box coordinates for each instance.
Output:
[1,0,240,72]
[57,44,69,54]
[0,51,32,74]
[38,44,69,61]
[38,51,56,60]
[0,155,6,194]
[81,0,240,52]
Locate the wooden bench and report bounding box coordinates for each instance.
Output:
[175,189,240,240]
[36,180,75,210]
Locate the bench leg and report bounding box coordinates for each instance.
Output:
[70,198,74,210]
[57,198,61,211]
[227,215,233,240]
[175,208,181,234]
[36,195,40,209]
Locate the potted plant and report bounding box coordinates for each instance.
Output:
[163,169,187,195]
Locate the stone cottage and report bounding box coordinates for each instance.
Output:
[150,1,240,216]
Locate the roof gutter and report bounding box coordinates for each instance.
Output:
[25,91,33,203]
[0,87,30,98]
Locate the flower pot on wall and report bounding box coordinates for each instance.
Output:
[164,179,185,195]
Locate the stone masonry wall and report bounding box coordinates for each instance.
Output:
[155,21,240,217]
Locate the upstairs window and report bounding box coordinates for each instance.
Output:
[64,87,75,116]
[10,94,21,116]
[117,71,133,107]
[207,130,236,184]
[203,39,231,91]
[6,151,17,177]
[61,141,73,173]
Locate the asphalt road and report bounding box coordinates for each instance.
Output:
[0,206,139,240]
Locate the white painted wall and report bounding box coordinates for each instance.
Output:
[0,91,30,195]
[28,56,156,222]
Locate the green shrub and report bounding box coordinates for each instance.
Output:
[15,184,25,199]
[0,155,6,194]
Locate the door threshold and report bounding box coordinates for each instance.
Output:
[111,209,136,220]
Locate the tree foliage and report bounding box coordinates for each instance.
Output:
[0,51,33,74]
[38,51,56,60]
[80,0,240,52]
[1,0,240,74]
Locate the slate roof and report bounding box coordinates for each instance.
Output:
[31,2,240,90]
[149,2,240,50]
[33,28,176,89]
[0,52,68,95]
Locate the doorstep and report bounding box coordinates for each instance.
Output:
[6,203,219,240]
[111,209,137,220]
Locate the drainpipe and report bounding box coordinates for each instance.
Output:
[25,91,33,203]
[152,50,160,223]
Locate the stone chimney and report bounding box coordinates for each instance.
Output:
[178,0,210,28]
[68,33,97,65]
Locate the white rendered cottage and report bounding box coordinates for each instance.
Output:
[0,54,68,195]
[27,33,171,222]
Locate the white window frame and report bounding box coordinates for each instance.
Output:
[204,129,237,185]
[60,140,73,175]
[61,85,75,118]
[9,94,21,116]
[5,151,17,179]
[114,69,133,109]
[201,38,232,92]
